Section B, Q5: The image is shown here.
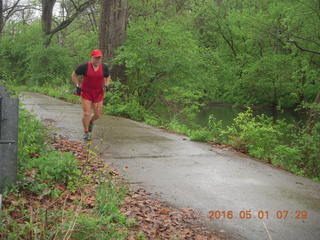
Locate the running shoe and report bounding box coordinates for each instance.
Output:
[83,132,91,141]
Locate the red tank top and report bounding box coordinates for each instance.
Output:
[81,62,104,92]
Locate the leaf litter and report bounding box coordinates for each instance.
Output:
[2,135,223,240]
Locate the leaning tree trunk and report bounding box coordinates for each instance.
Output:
[99,0,128,83]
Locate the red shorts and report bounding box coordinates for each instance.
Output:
[81,89,104,103]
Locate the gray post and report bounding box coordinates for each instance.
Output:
[0,86,19,192]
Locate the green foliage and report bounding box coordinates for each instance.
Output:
[0,207,59,240]
[1,107,131,239]
[144,113,161,126]
[104,81,155,121]
[240,54,297,107]
[95,181,127,222]
[207,107,319,180]
[15,105,80,194]
[25,44,73,85]
[208,115,226,142]
[272,145,301,171]
[64,213,128,240]
[1,206,128,240]
[167,117,190,136]
[296,122,320,178]
[18,108,47,163]
[164,86,205,120]
[107,98,147,121]
[24,151,81,192]
[54,181,130,239]
[189,128,211,142]
[226,108,280,160]
[136,232,147,240]
[0,23,73,86]
[190,0,320,108]
[115,8,207,114]
[65,29,99,64]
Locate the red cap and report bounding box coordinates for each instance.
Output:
[91,49,103,57]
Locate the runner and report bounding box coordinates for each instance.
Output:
[71,49,111,141]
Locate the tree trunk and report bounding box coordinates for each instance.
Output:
[41,0,56,36]
[99,0,128,82]
[99,0,128,61]
[0,0,3,35]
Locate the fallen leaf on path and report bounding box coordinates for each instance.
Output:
[159,208,170,215]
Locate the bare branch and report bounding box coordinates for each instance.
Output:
[69,0,78,10]
[49,0,96,36]
[4,0,21,21]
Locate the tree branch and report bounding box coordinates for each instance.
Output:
[69,0,78,10]
[291,34,320,47]
[4,0,21,21]
[289,39,320,55]
[49,0,96,36]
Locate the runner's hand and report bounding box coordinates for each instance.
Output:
[76,85,82,95]
[104,85,110,92]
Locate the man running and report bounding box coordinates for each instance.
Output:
[71,49,111,141]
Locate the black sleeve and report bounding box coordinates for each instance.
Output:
[102,64,110,78]
[75,63,88,76]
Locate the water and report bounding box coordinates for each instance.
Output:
[154,103,306,129]
[193,103,239,127]
[192,103,306,128]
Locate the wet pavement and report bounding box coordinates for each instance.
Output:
[21,92,320,240]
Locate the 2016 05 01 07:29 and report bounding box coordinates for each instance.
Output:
[208,210,308,220]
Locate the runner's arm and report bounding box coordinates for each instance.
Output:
[71,72,81,87]
[72,63,87,86]
[104,76,111,88]
[102,64,111,88]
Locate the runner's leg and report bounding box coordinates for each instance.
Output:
[81,98,93,132]
[91,101,103,122]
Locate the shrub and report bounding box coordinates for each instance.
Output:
[226,108,281,160]
[189,128,211,142]
[104,81,147,121]
[296,122,320,178]
[64,214,128,240]
[18,108,47,164]
[25,151,81,192]
[271,145,302,169]
[208,114,226,142]
[0,23,73,86]
[167,117,190,135]
[95,181,127,219]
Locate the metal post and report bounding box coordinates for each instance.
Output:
[0,86,19,192]
[0,97,2,138]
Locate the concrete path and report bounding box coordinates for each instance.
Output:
[21,92,320,240]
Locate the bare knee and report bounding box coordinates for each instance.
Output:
[93,113,101,120]
[83,111,91,118]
